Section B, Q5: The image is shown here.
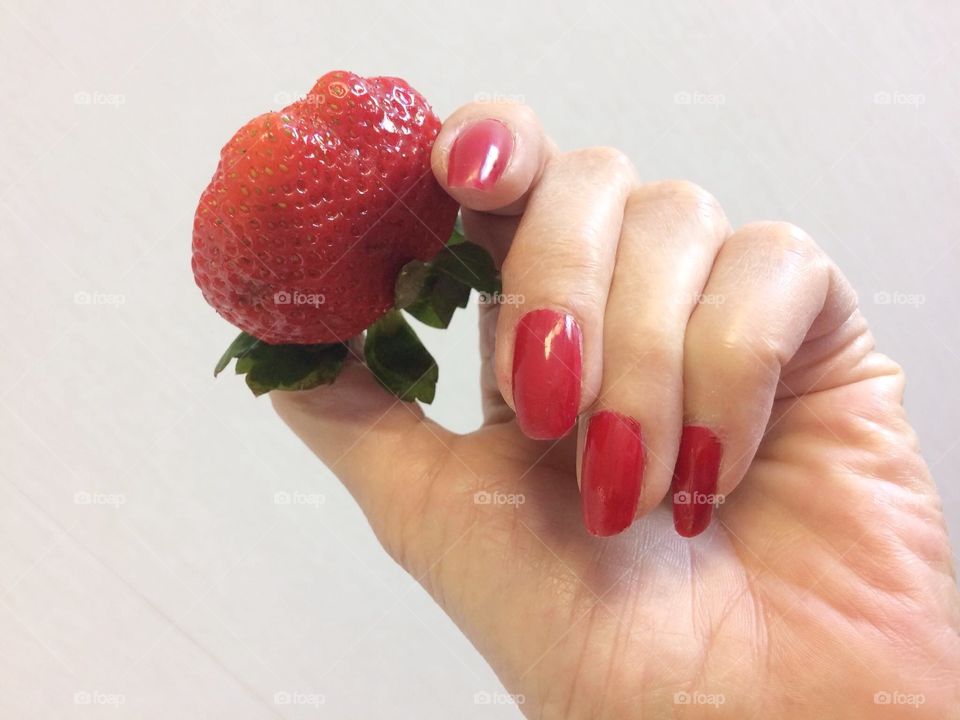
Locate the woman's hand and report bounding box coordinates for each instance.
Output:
[272,102,960,719]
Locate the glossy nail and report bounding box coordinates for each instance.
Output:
[512,309,582,439]
[581,411,644,536]
[672,426,722,538]
[447,119,513,190]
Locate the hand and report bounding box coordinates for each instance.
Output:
[272,102,960,719]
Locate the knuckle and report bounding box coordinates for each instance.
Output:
[656,179,718,207]
[686,321,782,385]
[739,220,823,265]
[642,180,729,238]
[565,146,636,186]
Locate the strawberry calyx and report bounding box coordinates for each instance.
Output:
[214,223,500,402]
[213,333,348,397]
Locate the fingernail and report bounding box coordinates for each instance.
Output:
[512,309,582,439]
[672,426,722,538]
[447,119,513,190]
[581,411,644,536]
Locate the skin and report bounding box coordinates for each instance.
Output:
[271,102,960,719]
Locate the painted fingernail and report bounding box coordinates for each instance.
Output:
[672,426,722,538]
[512,309,582,439]
[581,411,644,536]
[447,119,513,190]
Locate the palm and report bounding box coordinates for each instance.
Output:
[402,364,959,719]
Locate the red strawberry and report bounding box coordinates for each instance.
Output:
[191,70,458,344]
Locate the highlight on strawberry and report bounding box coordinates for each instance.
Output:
[191,70,499,402]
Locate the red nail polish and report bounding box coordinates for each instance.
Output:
[581,411,644,536]
[672,426,722,538]
[447,119,513,190]
[512,309,582,439]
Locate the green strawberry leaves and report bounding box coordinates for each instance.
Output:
[368,236,499,398]
[214,332,348,396]
[395,262,471,329]
[213,226,500,403]
[394,240,501,328]
[214,331,261,376]
[363,310,438,402]
[436,241,501,294]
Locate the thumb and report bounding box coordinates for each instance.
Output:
[271,356,452,540]
[431,101,555,223]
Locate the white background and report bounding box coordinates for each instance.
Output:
[1,1,957,717]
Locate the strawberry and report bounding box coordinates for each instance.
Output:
[191,70,458,344]
[195,71,499,401]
